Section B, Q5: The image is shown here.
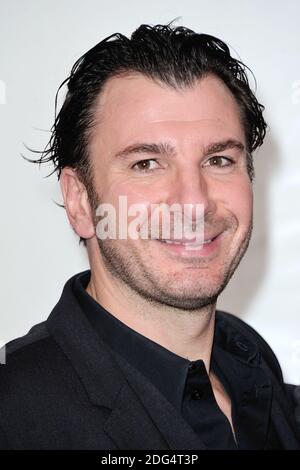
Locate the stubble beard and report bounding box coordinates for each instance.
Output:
[86,174,253,312]
[95,217,253,312]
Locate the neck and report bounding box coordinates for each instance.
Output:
[86,243,217,373]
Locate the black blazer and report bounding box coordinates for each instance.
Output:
[0,275,299,450]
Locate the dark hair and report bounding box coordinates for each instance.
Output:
[26,21,267,246]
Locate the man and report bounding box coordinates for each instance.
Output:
[0,22,299,450]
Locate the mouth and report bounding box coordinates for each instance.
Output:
[155,233,223,257]
[159,237,215,246]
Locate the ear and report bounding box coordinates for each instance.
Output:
[60,167,95,240]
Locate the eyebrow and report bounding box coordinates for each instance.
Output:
[113,139,245,160]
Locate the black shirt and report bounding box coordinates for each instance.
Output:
[73,270,275,449]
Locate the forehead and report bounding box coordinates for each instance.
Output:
[91,72,245,151]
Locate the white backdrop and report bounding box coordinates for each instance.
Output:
[1,0,299,384]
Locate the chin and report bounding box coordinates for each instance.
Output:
[153,291,219,311]
[153,279,221,308]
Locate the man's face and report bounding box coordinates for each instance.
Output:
[88,73,253,310]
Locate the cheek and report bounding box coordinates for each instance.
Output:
[98,179,156,234]
[221,179,253,227]
[99,178,179,241]
[104,175,166,207]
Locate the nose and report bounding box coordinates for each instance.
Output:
[166,166,217,218]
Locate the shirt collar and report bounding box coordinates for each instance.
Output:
[72,269,262,412]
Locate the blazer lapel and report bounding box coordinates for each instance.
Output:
[103,380,170,450]
[261,361,300,449]
[108,349,206,450]
[46,279,205,450]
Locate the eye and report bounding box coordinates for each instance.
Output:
[204,156,234,168]
[132,159,160,172]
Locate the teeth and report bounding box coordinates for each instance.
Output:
[160,239,212,245]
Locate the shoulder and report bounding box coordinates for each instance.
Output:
[0,320,78,405]
[216,310,284,383]
[1,320,63,372]
[2,320,50,356]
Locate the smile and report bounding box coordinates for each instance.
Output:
[155,233,222,257]
[160,238,214,246]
